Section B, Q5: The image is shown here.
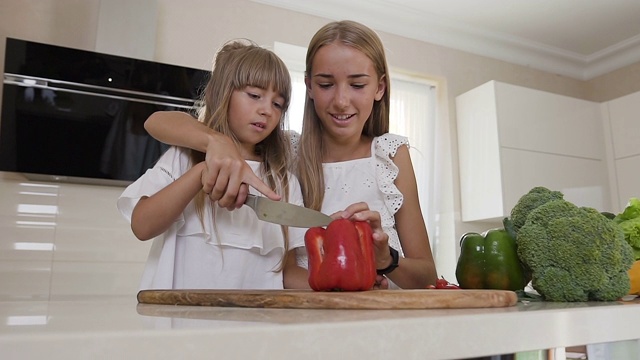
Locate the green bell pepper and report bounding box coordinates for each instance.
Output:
[455,228,529,291]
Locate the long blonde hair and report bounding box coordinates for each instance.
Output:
[298,20,391,210]
[190,39,293,270]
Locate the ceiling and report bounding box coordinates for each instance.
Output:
[252,0,640,80]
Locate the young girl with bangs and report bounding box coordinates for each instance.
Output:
[144,21,438,289]
[117,39,309,290]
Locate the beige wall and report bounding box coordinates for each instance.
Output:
[588,61,640,102]
[1,0,639,279]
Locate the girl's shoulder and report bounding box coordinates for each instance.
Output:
[287,130,301,140]
[287,130,301,152]
[373,133,409,158]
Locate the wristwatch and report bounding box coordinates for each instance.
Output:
[376,247,399,275]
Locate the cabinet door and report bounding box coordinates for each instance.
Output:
[457,81,609,222]
[495,82,603,159]
[604,91,640,210]
[501,149,608,214]
[456,81,503,221]
[607,91,640,158]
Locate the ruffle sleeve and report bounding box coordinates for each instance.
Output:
[117,147,187,231]
[374,133,408,220]
[287,130,301,158]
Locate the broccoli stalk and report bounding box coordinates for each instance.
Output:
[516,198,634,302]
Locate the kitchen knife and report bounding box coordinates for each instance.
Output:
[244,194,332,228]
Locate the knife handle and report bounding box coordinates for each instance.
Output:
[244,194,258,209]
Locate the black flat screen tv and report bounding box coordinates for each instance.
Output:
[1,38,209,186]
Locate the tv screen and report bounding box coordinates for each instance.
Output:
[1,38,209,186]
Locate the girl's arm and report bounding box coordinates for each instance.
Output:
[343,145,437,289]
[385,145,438,288]
[130,162,206,241]
[144,111,280,208]
[144,111,210,151]
[282,249,310,289]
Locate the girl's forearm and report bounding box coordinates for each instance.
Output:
[131,162,206,240]
[387,145,438,288]
[384,257,437,289]
[145,110,277,202]
[283,250,311,289]
[145,111,216,152]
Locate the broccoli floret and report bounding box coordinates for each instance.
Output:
[517,199,634,302]
[510,186,564,233]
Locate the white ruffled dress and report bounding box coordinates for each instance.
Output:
[117,147,307,290]
[291,133,408,269]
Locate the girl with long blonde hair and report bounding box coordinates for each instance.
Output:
[118,39,309,290]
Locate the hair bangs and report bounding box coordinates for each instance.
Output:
[233,49,292,112]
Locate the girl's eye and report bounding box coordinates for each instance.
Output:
[247,92,260,99]
[317,83,333,89]
[352,84,365,89]
[273,102,283,110]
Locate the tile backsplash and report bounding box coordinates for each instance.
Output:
[0,172,150,301]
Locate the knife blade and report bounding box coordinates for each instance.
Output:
[244,194,332,228]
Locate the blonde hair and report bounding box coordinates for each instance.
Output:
[298,20,391,210]
[190,39,293,270]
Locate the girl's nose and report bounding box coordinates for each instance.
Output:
[259,102,272,116]
[334,86,349,109]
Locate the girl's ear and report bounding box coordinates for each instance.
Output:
[305,76,313,99]
[374,74,386,101]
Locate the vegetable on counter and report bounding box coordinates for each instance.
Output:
[455,228,529,291]
[628,260,640,295]
[427,276,461,289]
[613,197,640,295]
[305,219,376,291]
[613,197,640,260]
[509,186,564,233]
[510,187,634,302]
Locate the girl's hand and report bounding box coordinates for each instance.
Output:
[373,275,389,290]
[333,202,393,271]
[201,134,280,209]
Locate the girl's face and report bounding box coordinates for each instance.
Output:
[306,42,385,141]
[228,85,284,158]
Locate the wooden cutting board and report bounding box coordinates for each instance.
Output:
[137,289,518,309]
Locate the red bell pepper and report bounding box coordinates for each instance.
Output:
[304,219,376,291]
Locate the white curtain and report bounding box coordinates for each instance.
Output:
[285,71,306,134]
[389,77,437,255]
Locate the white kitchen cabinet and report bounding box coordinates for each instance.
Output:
[456,80,610,222]
[601,91,640,211]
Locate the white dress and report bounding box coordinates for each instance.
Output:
[117,147,307,290]
[291,133,408,269]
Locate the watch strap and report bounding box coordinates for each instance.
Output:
[376,247,399,275]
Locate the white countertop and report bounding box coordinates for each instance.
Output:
[2,295,640,359]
